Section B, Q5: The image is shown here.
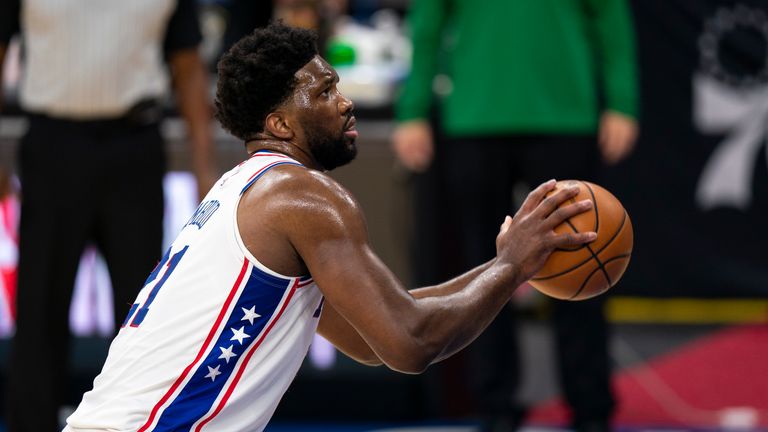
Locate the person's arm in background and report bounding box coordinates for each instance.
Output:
[0,0,21,113]
[585,0,639,165]
[169,49,218,200]
[391,0,447,172]
[0,0,21,200]
[165,0,218,201]
[0,44,6,112]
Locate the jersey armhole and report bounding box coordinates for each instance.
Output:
[231,161,312,283]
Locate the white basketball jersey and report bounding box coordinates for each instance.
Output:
[65,151,324,432]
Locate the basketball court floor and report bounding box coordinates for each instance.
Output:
[264,320,768,432]
[0,319,765,431]
[265,425,757,432]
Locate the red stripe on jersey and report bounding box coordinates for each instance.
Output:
[193,278,301,431]
[236,151,290,168]
[137,259,251,432]
[244,160,289,184]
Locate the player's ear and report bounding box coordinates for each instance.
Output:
[264,111,295,140]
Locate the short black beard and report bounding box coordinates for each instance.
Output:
[306,126,357,171]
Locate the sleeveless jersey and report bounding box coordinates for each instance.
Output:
[65,151,324,432]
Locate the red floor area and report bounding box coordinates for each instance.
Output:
[528,324,768,428]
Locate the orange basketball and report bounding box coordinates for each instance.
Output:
[529,180,633,301]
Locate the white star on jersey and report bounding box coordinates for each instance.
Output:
[230,326,250,345]
[219,345,237,363]
[242,306,261,325]
[205,365,222,382]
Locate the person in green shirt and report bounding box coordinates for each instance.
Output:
[392,1,639,431]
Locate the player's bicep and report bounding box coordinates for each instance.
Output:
[290,192,424,371]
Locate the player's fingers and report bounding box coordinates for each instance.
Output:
[550,231,597,249]
[532,185,580,219]
[499,215,512,235]
[519,179,557,214]
[545,199,593,229]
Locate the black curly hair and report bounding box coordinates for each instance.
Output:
[215,22,319,141]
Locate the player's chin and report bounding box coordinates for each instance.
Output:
[341,140,358,165]
[344,136,357,152]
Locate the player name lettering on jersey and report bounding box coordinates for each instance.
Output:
[185,200,221,229]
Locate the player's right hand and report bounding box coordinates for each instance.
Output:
[495,180,597,282]
[391,120,434,172]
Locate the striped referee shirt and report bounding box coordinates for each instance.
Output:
[0,0,202,119]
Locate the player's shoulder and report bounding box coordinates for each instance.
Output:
[286,165,352,197]
[245,163,362,218]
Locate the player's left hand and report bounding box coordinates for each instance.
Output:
[598,110,638,165]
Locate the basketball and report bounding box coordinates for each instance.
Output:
[529,180,633,301]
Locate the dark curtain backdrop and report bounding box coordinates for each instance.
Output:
[605,0,768,297]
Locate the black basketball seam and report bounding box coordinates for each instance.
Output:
[569,263,602,300]
[582,181,599,233]
[560,219,612,295]
[533,211,627,280]
[554,182,597,252]
[564,218,580,234]
[568,253,631,300]
[531,210,627,281]
[554,196,587,252]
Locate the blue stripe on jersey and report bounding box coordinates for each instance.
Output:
[151,265,293,431]
[239,161,303,196]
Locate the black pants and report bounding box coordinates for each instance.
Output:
[6,114,166,432]
[440,135,614,426]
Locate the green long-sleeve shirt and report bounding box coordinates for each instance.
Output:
[396,0,638,136]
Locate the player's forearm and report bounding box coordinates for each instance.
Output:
[414,261,521,366]
[322,261,498,369]
[382,260,521,373]
[406,258,512,365]
[317,302,383,367]
[410,259,496,299]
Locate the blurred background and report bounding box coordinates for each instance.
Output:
[0,0,767,431]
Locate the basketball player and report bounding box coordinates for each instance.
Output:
[64,23,596,432]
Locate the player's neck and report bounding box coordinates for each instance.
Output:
[246,138,321,170]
